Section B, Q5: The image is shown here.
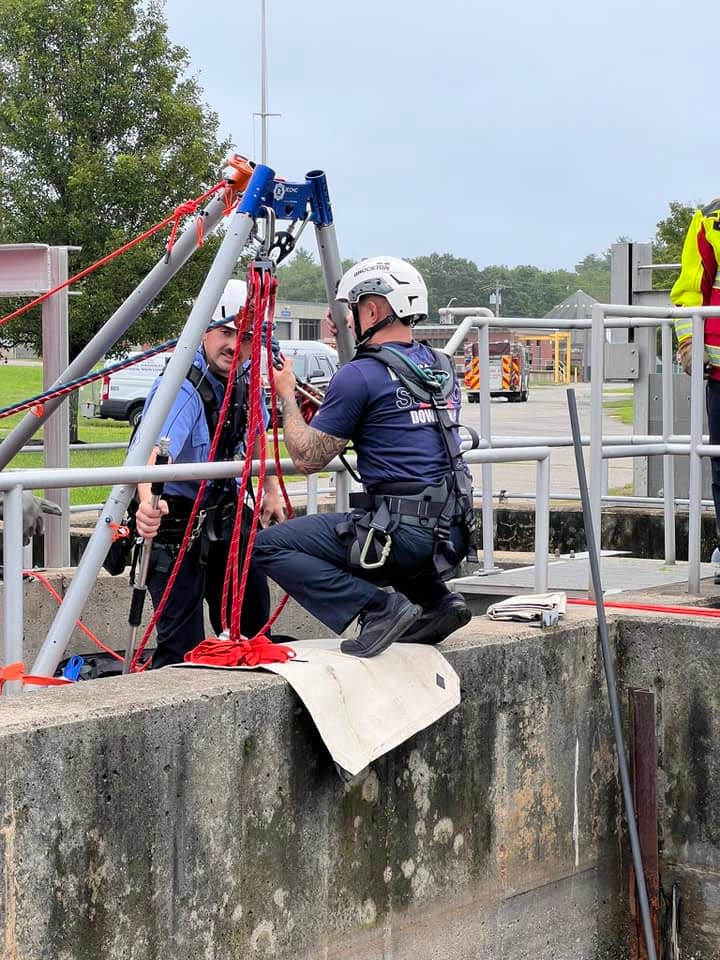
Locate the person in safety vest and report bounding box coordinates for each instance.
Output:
[253,257,474,658]
[671,199,720,574]
[133,279,286,668]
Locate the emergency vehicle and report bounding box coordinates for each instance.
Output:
[463,338,530,403]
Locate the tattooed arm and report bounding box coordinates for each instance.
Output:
[273,357,347,474]
[280,391,347,474]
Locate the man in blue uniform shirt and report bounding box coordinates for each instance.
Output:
[134,280,285,667]
[254,257,473,658]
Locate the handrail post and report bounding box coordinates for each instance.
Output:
[589,304,606,597]
[660,320,676,563]
[2,485,25,696]
[534,454,550,592]
[687,313,705,594]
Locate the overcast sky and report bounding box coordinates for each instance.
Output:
[164,0,718,272]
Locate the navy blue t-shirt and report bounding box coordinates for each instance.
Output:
[311,340,463,487]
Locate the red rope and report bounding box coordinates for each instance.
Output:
[224,270,273,639]
[23,569,123,661]
[132,261,297,666]
[130,288,251,672]
[183,635,296,667]
[567,597,720,618]
[0,180,226,330]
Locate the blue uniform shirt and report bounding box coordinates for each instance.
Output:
[138,348,269,501]
[311,340,463,488]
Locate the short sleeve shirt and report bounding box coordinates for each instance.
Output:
[310,340,462,488]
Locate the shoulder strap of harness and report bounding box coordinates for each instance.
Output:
[183,363,248,461]
[355,342,456,405]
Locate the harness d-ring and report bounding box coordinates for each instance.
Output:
[359,527,392,570]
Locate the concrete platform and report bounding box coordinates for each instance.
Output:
[452,552,717,600]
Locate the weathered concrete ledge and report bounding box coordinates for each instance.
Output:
[1,602,719,959]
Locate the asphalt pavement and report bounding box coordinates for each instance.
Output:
[459,381,633,501]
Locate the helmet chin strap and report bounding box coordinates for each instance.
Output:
[353,310,397,347]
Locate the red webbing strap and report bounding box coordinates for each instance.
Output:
[0,662,73,694]
[183,635,296,667]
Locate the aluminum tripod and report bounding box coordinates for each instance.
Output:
[30,164,348,679]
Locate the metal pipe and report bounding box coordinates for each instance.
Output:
[688,313,705,594]
[534,454,550,592]
[661,321,676,563]
[42,246,70,566]
[567,387,658,960]
[313,218,354,364]
[589,305,605,597]
[477,322,497,574]
[31,164,275,680]
[0,444,565,494]
[306,473,318,516]
[2,485,24,696]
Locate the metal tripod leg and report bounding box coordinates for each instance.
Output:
[0,185,238,470]
[31,164,277,679]
[308,170,353,365]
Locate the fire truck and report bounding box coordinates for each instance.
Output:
[463,338,530,403]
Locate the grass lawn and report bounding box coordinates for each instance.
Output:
[603,390,633,425]
[1,364,291,506]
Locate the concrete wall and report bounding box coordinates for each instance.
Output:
[0,616,627,960]
[4,594,720,958]
[616,618,720,958]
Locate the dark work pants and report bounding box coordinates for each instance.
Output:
[253,511,465,635]
[707,379,720,536]
[148,510,270,668]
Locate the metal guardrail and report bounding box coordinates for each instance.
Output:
[3,301,720,683]
[441,305,720,597]
[1,445,552,686]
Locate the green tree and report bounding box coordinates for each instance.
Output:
[652,201,696,290]
[409,253,486,318]
[573,252,611,303]
[276,248,327,302]
[0,0,230,435]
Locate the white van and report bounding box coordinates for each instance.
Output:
[93,340,338,426]
[97,351,174,426]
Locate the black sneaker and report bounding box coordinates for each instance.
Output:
[341,593,422,659]
[397,593,472,646]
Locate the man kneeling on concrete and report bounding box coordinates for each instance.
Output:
[254,257,474,658]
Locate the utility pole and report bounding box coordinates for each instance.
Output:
[254,0,280,164]
[494,279,501,317]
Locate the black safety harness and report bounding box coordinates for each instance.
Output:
[133,361,250,560]
[341,342,479,580]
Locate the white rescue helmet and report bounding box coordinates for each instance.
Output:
[211,278,247,328]
[335,256,428,322]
